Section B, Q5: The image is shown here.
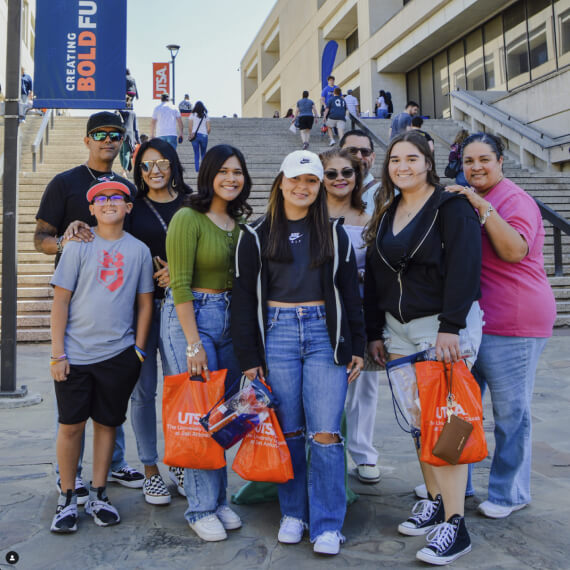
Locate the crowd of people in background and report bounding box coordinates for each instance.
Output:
[35,59,555,567]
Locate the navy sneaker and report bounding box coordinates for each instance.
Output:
[85,487,120,527]
[398,494,445,536]
[50,490,78,533]
[416,514,472,565]
[108,464,144,488]
[56,475,89,506]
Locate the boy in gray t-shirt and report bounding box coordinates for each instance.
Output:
[49,179,154,534]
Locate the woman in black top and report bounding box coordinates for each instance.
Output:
[231,150,364,556]
[363,132,482,565]
[127,138,191,505]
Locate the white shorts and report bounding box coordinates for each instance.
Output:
[326,118,346,129]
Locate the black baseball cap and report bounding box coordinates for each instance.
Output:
[86,111,125,135]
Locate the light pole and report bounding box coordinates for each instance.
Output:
[166,44,180,105]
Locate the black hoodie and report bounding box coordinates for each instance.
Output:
[364,186,481,340]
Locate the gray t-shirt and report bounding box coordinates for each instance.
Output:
[51,231,154,365]
[390,112,412,138]
[297,98,315,116]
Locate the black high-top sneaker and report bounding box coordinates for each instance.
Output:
[416,513,472,565]
[50,489,78,533]
[398,494,445,536]
[85,486,120,527]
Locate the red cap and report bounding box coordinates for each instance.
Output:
[86,180,132,203]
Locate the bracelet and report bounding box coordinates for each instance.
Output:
[479,204,494,225]
[134,345,146,362]
[50,353,67,366]
[186,340,203,359]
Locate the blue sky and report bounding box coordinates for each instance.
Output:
[126,0,276,117]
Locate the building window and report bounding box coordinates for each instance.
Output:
[483,16,507,90]
[504,1,531,88]
[554,0,570,67]
[346,28,359,57]
[466,28,485,90]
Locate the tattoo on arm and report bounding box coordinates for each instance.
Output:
[34,219,57,254]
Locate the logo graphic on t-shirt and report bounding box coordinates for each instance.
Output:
[289,232,303,245]
[97,250,124,292]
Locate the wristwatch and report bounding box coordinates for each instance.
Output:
[56,235,64,254]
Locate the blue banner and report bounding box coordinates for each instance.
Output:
[321,41,338,89]
[34,0,127,109]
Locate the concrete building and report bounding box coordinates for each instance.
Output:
[241,0,569,141]
[0,0,36,95]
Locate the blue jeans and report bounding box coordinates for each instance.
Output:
[191,133,208,171]
[130,298,164,466]
[265,306,348,541]
[159,135,178,149]
[376,108,388,118]
[469,334,548,506]
[161,289,241,523]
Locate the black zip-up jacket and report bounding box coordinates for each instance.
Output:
[231,216,366,375]
[364,186,481,340]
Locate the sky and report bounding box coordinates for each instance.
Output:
[126,0,276,117]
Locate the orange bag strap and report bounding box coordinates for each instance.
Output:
[444,362,455,423]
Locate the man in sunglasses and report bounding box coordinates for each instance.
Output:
[339,129,382,487]
[34,111,144,499]
[340,130,379,216]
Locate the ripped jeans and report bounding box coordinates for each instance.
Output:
[265,306,348,541]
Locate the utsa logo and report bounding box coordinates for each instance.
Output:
[97,250,124,292]
[254,421,276,437]
[178,412,203,426]
[436,403,466,419]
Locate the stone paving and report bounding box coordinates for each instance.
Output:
[1,334,569,569]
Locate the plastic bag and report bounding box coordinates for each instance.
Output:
[288,122,297,134]
[232,409,294,483]
[417,360,487,466]
[162,370,227,469]
[200,377,275,449]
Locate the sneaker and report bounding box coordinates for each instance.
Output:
[168,466,186,497]
[56,476,89,506]
[215,505,242,530]
[416,514,471,565]
[189,514,227,541]
[356,464,381,484]
[477,500,528,519]
[278,515,306,544]
[398,494,445,536]
[85,488,120,527]
[50,490,78,534]
[415,483,473,500]
[329,139,336,146]
[313,531,344,555]
[143,474,172,505]
[108,465,144,488]
[302,142,309,150]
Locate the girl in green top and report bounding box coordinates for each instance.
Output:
[161,144,252,542]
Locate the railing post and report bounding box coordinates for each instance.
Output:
[554,227,563,277]
[32,149,36,172]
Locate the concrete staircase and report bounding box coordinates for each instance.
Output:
[2,115,569,341]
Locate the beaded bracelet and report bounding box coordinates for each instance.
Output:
[50,353,67,366]
[186,340,203,359]
[134,345,146,362]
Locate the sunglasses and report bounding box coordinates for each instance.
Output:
[89,131,123,142]
[92,194,127,205]
[324,167,355,181]
[346,146,373,158]
[140,159,171,173]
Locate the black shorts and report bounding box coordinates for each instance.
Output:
[298,116,314,130]
[54,346,141,426]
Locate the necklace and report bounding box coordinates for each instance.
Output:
[84,163,115,181]
[207,211,232,231]
[399,186,434,218]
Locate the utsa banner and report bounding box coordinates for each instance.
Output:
[152,63,170,99]
[34,0,127,109]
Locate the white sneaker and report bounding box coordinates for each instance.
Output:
[313,531,344,555]
[278,516,305,544]
[329,139,336,146]
[477,500,528,519]
[189,514,227,541]
[215,505,242,530]
[356,464,381,484]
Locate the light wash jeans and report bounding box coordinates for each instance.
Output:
[469,334,548,506]
[191,133,208,171]
[265,306,348,542]
[160,289,241,523]
[159,135,178,149]
[130,298,164,466]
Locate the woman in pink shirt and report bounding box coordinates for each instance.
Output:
[451,132,555,519]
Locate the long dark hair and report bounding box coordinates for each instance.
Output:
[363,131,439,246]
[320,148,365,214]
[193,101,207,119]
[186,144,252,220]
[263,172,333,267]
[133,138,192,198]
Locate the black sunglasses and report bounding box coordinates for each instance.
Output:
[324,167,355,181]
[89,131,123,142]
[346,146,373,158]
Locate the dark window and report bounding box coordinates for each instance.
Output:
[346,28,359,57]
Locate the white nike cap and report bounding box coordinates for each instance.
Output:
[279,150,324,182]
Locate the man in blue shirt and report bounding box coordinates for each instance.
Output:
[320,75,338,116]
[389,100,419,139]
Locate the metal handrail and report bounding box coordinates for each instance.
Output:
[349,113,388,150]
[535,199,570,277]
[31,108,55,172]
